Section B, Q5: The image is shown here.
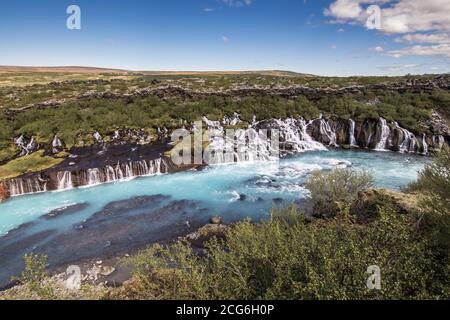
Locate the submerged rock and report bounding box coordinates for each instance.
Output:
[42,203,89,220]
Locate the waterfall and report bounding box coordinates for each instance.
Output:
[83,159,166,186]
[432,135,445,149]
[87,168,101,186]
[348,119,357,147]
[57,171,73,190]
[375,118,391,151]
[317,118,337,146]
[296,119,328,152]
[271,118,327,153]
[203,117,328,164]
[394,122,418,153]
[7,177,47,197]
[422,134,429,155]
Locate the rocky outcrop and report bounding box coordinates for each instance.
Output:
[7,76,450,114]
[0,182,9,202]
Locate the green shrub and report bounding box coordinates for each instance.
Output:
[305,169,374,218]
[409,147,450,216]
[120,206,447,300]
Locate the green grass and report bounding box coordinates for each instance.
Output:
[0,150,64,181]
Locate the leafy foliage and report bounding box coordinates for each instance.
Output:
[116,206,447,300]
[409,147,450,216]
[305,169,374,218]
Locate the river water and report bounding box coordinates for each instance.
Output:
[0,150,427,236]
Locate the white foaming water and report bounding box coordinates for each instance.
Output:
[317,117,338,146]
[394,122,418,153]
[8,159,166,197]
[349,119,357,147]
[203,117,328,165]
[276,118,328,153]
[422,134,429,155]
[57,171,73,190]
[375,118,391,151]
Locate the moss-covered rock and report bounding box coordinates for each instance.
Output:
[350,188,420,223]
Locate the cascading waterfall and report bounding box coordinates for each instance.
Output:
[78,159,166,186]
[317,118,338,146]
[7,176,47,196]
[7,159,167,197]
[348,119,357,147]
[5,115,447,198]
[57,171,73,190]
[263,118,327,153]
[203,117,328,164]
[87,168,101,186]
[422,134,429,155]
[375,118,391,151]
[394,122,418,153]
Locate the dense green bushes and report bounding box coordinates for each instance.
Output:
[119,206,445,300]
[0,87,445,155]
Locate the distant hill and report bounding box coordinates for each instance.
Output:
[0,66,313,77]
[0,66,131,75]
[136,70,315,77]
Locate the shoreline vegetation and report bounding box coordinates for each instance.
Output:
[1,148,448,300]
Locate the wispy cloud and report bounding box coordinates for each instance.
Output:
[387,44,450,58]
[222,0,254,8]
[378,63,421,72]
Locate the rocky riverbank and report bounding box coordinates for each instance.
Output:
[1,113,448,200]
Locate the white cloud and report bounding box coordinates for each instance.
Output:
[370,46,384,52]
[203,8,214,12]
[395,33,450,44]
[378,63,420,72]
[331,44,337,49]
[387,44,450,58]
[325,0,450,34]
[324,0,363,19]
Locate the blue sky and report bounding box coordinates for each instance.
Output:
[0,0,449,76]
